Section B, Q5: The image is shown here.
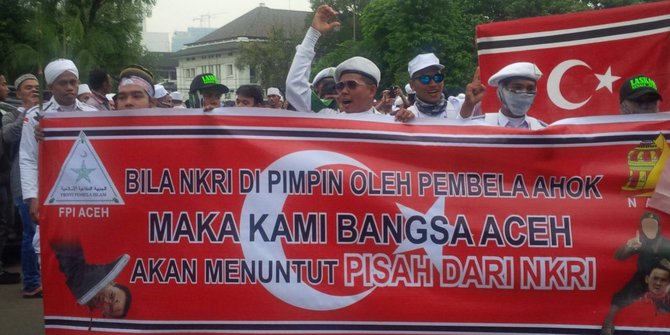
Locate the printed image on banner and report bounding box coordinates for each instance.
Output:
[37,109,670,335]
[45,131,124,205]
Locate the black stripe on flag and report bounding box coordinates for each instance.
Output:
[477,17,670,51]
[43,128,669,146]
[43,318,670,334]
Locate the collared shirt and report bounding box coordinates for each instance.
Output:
[86,91,111,111]
[19,97,97,200]
[479,111,547,130]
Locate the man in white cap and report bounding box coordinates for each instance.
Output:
[153,84,173,108]
[465,62,546,129]
[2,73,41,296]
[396,53,459,121]
[334,56,383,115]
[285,5,340,113]
[19,58,97,224]
[170,91,186,108]
[266,87,284,109]
[77,84,93,103]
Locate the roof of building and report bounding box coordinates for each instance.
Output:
[174,41,242,58]
[187,5,310,46]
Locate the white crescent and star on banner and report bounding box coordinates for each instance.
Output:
[395,197,453,274]
[239,150,376,311]
[240,151,454,310]
[546,59,621,110]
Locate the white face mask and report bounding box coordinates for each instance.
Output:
[499,87,536,117]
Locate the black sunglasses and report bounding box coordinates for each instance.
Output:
[413,73,444,85]
[335,80,367,91]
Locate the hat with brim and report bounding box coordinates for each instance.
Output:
[335,57,381,85]
[190,73,229,95]
[408,53,445,78]
[488,62,542,87]
[619,75,663,103]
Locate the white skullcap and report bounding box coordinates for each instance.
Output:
[44,59,78,85]
[14,74,37,89]
[154,84,169,99]
[78,84,91,96]
[405,83,415,95]
[267,87,281,96]
[335,57,381,85]
[312,67,336,87]
[488,62,542,87]
[408,53,445,78]
[170,91,183,102]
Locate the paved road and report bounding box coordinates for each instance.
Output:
[0,262,45,335]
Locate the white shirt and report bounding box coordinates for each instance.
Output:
[479,111,547,130]
[286,27,321,114]
[19,97,97,200]
[408,100,461,119]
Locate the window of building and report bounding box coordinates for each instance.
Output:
[226,64,233,77]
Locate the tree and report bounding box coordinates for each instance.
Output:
[1,0,155,82]
[307,0,663,96]
[235,28,302,92]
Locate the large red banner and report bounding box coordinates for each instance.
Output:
[39,109,670,334]
[477,1,670,123]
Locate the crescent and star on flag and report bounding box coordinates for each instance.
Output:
[547,59,621,110]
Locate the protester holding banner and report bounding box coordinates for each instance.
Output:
[395,53,459,120]
[86,68,113,111]
[468,62,547,129]
[189,73,229,111]
[116,65,157,110]
[2,73,42,296]
[619,75,663,115]
[19,59,97,224]
[601,211,670,335]
[285,5,340,114]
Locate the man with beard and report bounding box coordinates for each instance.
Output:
[2,73,42,296]
[601,212,670,335]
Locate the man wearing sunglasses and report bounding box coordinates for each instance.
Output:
[396,53,457,121]
[475,62,547,130]
[333,56,383,115]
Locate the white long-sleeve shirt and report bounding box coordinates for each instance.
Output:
[285,27,321,113]
[19,97,97,200]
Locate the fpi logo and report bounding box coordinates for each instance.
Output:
[622,133,668,197]
[45,131,124,205]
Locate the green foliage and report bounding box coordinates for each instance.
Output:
[307,0,662,95]
[235,29,302,91]
[0,0,155,82]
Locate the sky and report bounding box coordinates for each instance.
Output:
[145,0,313,34]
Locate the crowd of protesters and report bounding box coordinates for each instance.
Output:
[0,3,665,329]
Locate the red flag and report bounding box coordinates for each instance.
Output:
[477,1,670,123]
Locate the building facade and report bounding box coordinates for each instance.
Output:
[174,4,309,100]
